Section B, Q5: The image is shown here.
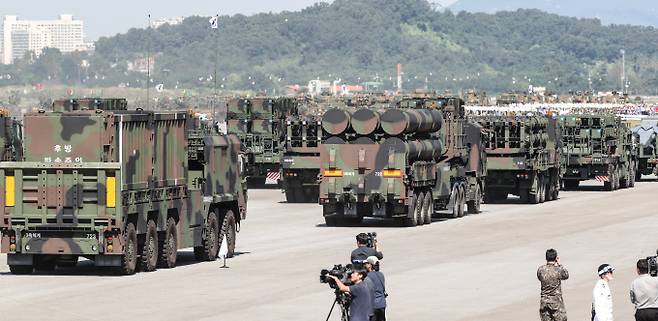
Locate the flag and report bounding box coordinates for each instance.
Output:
[218,234,228,259]
[209,15,219,29]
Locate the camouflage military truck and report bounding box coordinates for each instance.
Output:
[318,97,487,227]
[0,98,247,274]
[226,97,297,187]
[0,108,23,161]
[474,115,562,204]
[280,114,323,203]
[559,114,636,191]
[632,120,658,179]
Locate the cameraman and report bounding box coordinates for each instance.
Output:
[329,270,373,321]
[630,258,658,321]
[351,233,383,265]
[365,256,387,321]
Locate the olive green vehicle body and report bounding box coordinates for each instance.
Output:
[226,97,297,187]
[474,115,562,204]
[281,115,323,203]
[559,114,637,190]
[631,120,658,178]
[0,98,247,274]
[0,110,23,161]
[319,97,487,227]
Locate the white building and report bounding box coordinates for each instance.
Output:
[2,15,86,64]
[151,16,184,29]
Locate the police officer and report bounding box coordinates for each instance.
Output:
[537,249,569,321]
[630,258,658,321]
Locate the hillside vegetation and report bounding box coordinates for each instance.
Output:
[2,0,658,94]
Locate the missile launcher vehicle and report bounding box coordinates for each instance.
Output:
[559,114,636,190]
[318,97,487,227]
[0,98,247,274]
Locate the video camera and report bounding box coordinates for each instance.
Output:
[320,264,353,289]
[357,232,377,248]
[647,250,658,277]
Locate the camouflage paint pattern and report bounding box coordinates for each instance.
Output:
[473,115,562,202]
[319,96,487,225]
[321,108,351,136]
[631,120,658,177]
[0,99,246,272]
[281,115,324,203]
[226,97,297,185]
[559,114,637,190]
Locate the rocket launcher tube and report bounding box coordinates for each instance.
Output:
[322,108,351,135]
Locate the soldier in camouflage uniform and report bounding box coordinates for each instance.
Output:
[537,249,570,321]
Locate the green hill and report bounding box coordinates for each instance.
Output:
[450,0,658,27]
[3,0,658,94]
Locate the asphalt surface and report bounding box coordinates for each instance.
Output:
[1,179,657,321]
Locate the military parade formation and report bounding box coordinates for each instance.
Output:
[0,93,656,275]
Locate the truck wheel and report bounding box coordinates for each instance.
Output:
[158,217,178,268]
[528,175,540,204]
[121,222,138,275]
[451,186,460,218]
[457,185,466,217]
[467,184,481,214]
[415,192,425,225]
[620,167,629,189]
[630,166,636,187]
[422,191,433,224]
[324,216,337,226]
[34,256,57,271]
[284,189,297,203]
[140,220,159,272]
[404,193,418,227]
[9,265,33,275]
[538,177,546,204]
[200,211,220,261]
[219,210,237,258]
[563,180,579,190]
[635,167,642,182]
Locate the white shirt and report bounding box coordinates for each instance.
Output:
[593,279,613,321]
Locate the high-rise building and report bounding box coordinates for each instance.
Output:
[2,14,86,64]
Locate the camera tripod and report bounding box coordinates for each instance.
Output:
[325,291,350,321]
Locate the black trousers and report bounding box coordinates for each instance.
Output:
[370,308,386,321]
[636,308,658,321]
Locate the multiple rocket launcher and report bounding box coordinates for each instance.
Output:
[321,107,445,162]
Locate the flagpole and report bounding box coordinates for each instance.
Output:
[212,13,219,123]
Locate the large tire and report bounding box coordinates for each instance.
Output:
[538,177,546,204]
[324,216,337,226]
[467,184,481,214]
[199,211,220,261]
[34,256,56,271]
[635,167,642,182]
[563,180,579,190]
[404,193,418,227]
[121,222,138,275]
[284,189,297,203]
[629,165,636,187]
[415,192,425,225]
[158,217,178,268]
[219,210,237,258]
[140,220,159,272]
[422,191,433,224]
[9,265,33,275]
[528,175,540,204]
[457,185,466,217]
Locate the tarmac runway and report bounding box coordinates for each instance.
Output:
[1,179,657,321]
